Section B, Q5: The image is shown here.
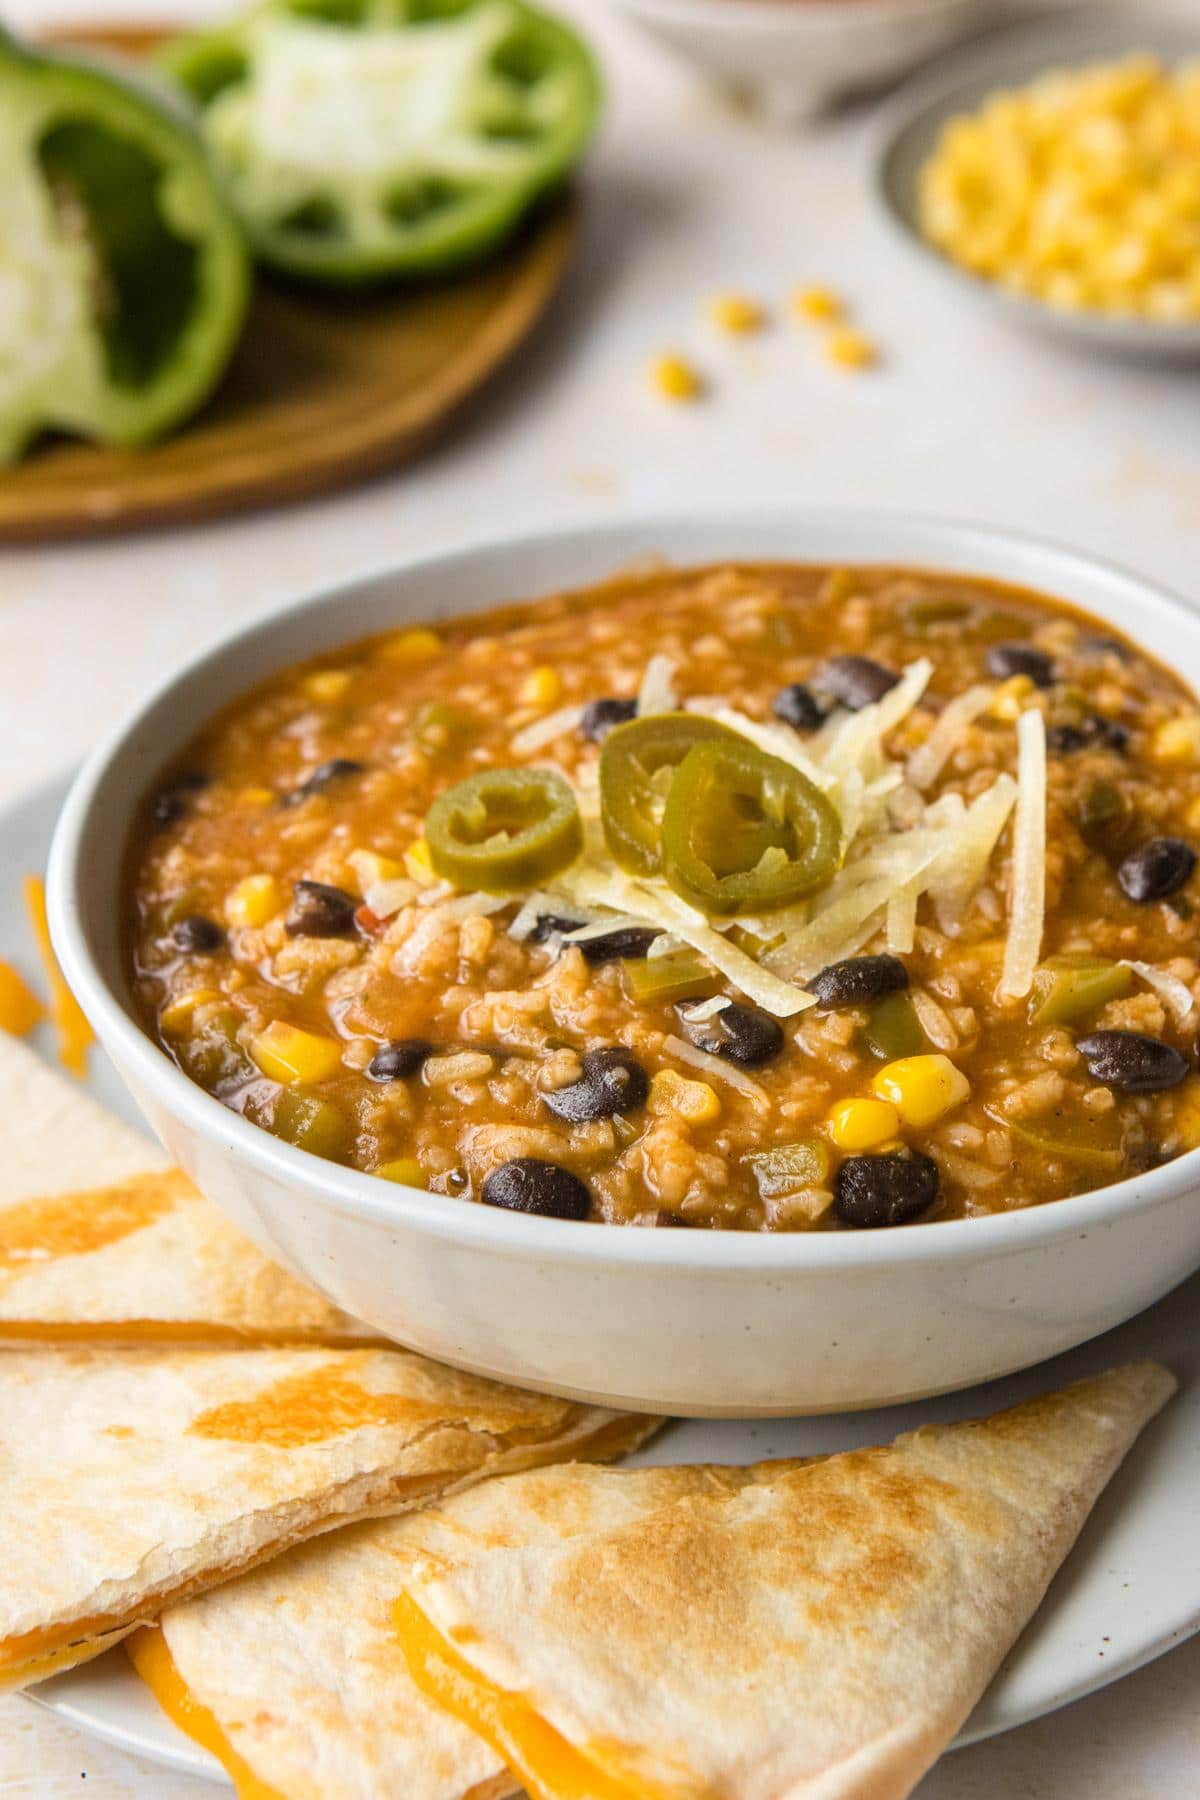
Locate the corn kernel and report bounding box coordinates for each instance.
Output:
[1172,1077,1200,1150]
[251,1020,343,1086]
[873,1054,971,1128]
[374,1157,428,1188]
[648,1069,721,1124]
[348,849,405,893]
[650,354,704,403]
[792,284,843,323]
[225,874,281,929]
[1151,715,1200,767]
[918,57,1200,322]
[378,628,441,664]
[235,786,276,809]
[990,675,1035,721]
[303,669,353,703]
[828,1097,901,1152]
[1185,795,1200,833]
[708,292,765,335]
[404,837,435,884]
[824,328,877,370]
[519,665,561,708]
[160,988,222,1036]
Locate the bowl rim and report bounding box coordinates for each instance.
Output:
[47,504,1200,1272]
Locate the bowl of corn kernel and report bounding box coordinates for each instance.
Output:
[877,0,1200,355]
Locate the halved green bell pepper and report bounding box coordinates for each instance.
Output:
[159,0,601,286]
[0,29,249,461]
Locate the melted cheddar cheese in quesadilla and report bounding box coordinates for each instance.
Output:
[0,1033,373,1346]
[394,1364,1173,1800]
[128,1464,776,1800]
[0,1343,654,1690]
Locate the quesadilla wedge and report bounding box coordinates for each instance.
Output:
[0,1032,373,1345]
[0,1343,655,1691]
[395,1362,1174,1800]
[129,1463,794,1800]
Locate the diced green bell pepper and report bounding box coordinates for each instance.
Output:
[158,0,601,286]
[1028,955,1132,1027]
[0,29,249,461]
[862,991,927,1061]
[744,1138,832,1199]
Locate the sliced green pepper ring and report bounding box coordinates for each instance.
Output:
[0,28,249,461]
[660,737,842,916]
[159,0,601,287]
[424,766,581,892]
[599,712,741,877]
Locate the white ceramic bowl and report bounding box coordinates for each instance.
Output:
[605,0,1078,121]
[47,510,1200,1416]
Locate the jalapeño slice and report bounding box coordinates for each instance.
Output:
[660,737,842,916]
[599,713,741,876]
[425,766,581,892]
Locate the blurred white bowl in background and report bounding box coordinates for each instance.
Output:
[606,0,1090,120]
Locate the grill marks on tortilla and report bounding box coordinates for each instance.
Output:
[0,1171,186,1271]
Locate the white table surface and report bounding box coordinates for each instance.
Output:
[4,0,1200,1791]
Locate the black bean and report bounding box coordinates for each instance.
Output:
[577,926,660,965]
[1076,1031,1190,1093]
[285,879,359,938]
[150,771,209,829]
[1091,715,1130,752]
[808,954,909,1011]
[773,683,824,732]
[283,758,366,805]
[1047,724,1088,755]
[531,913,587,943]
[985,643,1055,687]
[1117,838,1196,904]
[580,698,637,743]
[819,656,900,711]
[481,1158,592,1221]
[677,1001,783,1067]
[367,1038,435,1082]
[542,1048,649,1122]
[1047,716,1129,756]
[171,915,225,955]
[833,1152,940,1228]
[654,1208,691,1228]
[1085,635,1133,664]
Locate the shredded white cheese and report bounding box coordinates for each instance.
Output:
[636,654,678,716]
[998,708,1047,999]
[681,995,732,1022]
[663,1034,769,1109]
[906,684,994,791]
[1120,960,1196,1023]
[510,703,585,757]
[363,876,420,919]
[554,863,815,1017]
[886,883,919,955]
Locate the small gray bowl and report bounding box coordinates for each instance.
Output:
[875,0,1200,361]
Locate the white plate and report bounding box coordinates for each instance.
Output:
[875,0,1200,360]
[8,772,1200,1781]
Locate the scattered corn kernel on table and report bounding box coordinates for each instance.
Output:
[5,0,1200,1792]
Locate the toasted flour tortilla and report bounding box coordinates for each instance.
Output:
[396,1363,1174,1800]
[132,1463,788,1800]
[0,1033,373,1344]
[0,1343,654,1691]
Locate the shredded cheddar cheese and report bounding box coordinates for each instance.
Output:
[23,874,93,1075]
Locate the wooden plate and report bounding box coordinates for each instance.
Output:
[1,25,579,543]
